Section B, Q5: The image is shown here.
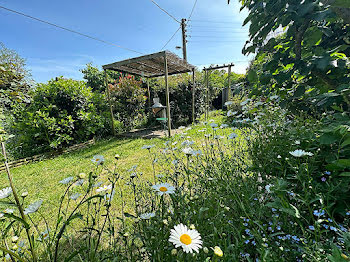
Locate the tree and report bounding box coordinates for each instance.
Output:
[235,0,350,113]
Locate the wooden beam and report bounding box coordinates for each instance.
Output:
[104,70,116,136]
[204,63,235,71]
[164,56,171,137]
[102,51,166,70]
[192,68,195,123]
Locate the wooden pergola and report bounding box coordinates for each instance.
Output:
[102,51,196,137]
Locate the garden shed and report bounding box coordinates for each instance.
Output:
[102,50,196,137]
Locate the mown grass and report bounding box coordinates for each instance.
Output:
[0,111,227,221]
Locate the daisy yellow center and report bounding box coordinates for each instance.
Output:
[159,187,168,192]
[96,159,100,161]
[180,234,192,245]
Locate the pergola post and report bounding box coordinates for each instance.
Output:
[206,69,209,120]
[164,55,171,137]
[104,70,116,136]
[192,68,195,123]
[227,65,232,101]
[147,78,151,110]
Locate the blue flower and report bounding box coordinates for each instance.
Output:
[309,225,315,231]
[330,226,337,232]
[276,226,281,231]
[272,208,277,212]
[243,223,248,227]
[244,239,250,244]
[252,240,256,246]
[313,209,325,217]
[324,171,331,175]
[322,224,329,229]
[346,211,350,216]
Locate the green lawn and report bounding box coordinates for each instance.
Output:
[0,111,227,219]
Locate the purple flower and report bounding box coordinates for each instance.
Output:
[321,177,326,182]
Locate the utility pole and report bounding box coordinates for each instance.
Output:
[181,18,187,61]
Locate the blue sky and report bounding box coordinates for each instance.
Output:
[0,0,253,83]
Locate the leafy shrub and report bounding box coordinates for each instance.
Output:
[8,77,104,158]
[108,75,147,130]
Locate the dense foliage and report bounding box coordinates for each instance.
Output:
[8,78,104,157]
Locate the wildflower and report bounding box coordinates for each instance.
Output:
[295,140,301,145]
[39,230,50,241]
[330,226,337,232]
[277,155,282,159]
[240,99,251,106]
[96,184,112,193]
[321,177,326,182]
[346,211,350,216]
[141,145,155,150]
[74,179,84,186]
[152,183,175,196]
[191,150,202,157]
[0,187,12,199]
[114,154,120,160]
[69,193,81,200]
[203,247,209,254]
[265,184,272,193]
[21,191,28,198]
[4,209,14,214]
[213,246,223,257]
[289,149,313,157]
[183,147,194,155]
[169,223,202,253]
[91,155,105,165]
[210,123,218,128]
[104,191,114,202]
[225,101,233,106]
[163,219,168,225]
[190,224,196,230]
[245,239,250,244]
[220,124,229,128]
[59,176,74,185]
[11,236,19,243]
[309,225,315,231]
[228,133,237,139]
[78,173,86,179]
[227,110,237,117]
[214,135,224,139]
[140,212,155,220]
[313,209,325,217]
[324,171,331,175]
[171,249,177,256]
[24,200,43,215]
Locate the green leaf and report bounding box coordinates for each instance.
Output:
[124,212,136,218]
[319,133,339,145]
[294,86,305,97]
[333,0,350,8]
[339,172,350,177]
[247,70,258,83]
[341,138,350,148]
[3,213,30,229]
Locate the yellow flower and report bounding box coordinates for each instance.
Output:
[213,246,223,257]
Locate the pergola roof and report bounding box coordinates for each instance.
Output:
[102,51,195,78]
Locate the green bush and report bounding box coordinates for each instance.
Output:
[8,77,104,158]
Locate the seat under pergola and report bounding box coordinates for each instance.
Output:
[102,51,196,137]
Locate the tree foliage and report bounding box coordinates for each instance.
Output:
[239,0,350,113]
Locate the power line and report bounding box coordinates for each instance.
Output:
[188,19,237,24]
[0,5,144,55]
[161,26,181,50]
[188,0,198,20]
[149,0,180,24]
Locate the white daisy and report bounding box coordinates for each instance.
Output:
[141,144,155,150]
[169,223,202,253]
[39,230,50,241]
[0,187,12,199]
[182,147,194,155]
[96,184,112,193]
[151,183,175,196]
[4,209,14,214]
[91,155,105,165]
[59,176,74,184]
[224,101,233,106]
[69,193,81,200]
[191,150,202,157]
[139,212,155,219]
[289,149,313,157]
[210,123,218,128]
[24,200,43,215]
[228,133,238,139]
[220,124,229,128]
